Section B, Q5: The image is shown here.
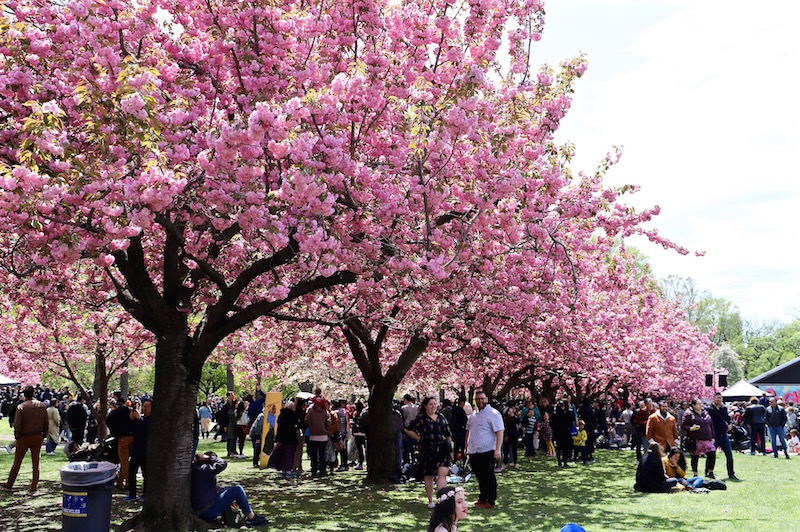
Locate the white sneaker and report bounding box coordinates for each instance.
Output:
[46,452,56,456]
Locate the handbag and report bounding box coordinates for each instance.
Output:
[683,437,696,453]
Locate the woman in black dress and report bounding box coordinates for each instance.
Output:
[405,396,453,508]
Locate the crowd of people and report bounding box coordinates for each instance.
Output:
[3,381,799,529]
[632,391,800,494]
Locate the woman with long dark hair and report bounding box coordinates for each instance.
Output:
[681,398,716,478]
[405,396,453,508]
[634,443,678,493]
[267,401,298,477]
[663,448,704,490]
[427,486,467,532]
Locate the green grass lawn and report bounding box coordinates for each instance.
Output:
[0,422,797,531]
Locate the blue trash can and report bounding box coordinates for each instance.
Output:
[60,461,116,532]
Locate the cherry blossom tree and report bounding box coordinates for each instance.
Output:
[0,0,707,525]
[0,0,565,525]
[0,263,153,439]
[427,243,713,404]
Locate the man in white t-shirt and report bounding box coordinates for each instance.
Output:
[465,390,504,509]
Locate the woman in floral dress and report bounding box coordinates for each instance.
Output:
[405,396,453,508]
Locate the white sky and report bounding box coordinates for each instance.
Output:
[531,0,800,323]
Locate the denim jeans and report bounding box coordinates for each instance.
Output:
[679,476,705,489]
[402,433,415,464]
[523,433,536,456]
[769,426,788,456]
[199,485,252,520]
[45,435,58,453]
[715,431,735,476]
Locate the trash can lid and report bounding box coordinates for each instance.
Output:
[60,461,117,486]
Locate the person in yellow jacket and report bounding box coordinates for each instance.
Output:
[662,448,704,490]
[572,420,588,464]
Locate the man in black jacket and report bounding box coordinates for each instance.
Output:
[766,397,790,459]
[743,396,767,455]
[66,395,88,446]
[706,393,737,480]
[451,397,468,461]
[106,400,134,489]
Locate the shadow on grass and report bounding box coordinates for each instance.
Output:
[0,443,790,531]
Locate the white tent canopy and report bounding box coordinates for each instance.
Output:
[721,379,762,400]
[0,374,20,386]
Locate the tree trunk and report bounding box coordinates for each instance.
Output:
[96,377,109,441]
[365,379,400,483]
[120,361,129,402]
[139,335,205,531]
[226,364,235,393]
[95,350,109,441]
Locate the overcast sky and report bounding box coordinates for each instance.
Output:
[530,0,800,323]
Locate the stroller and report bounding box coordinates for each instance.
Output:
[730,425,750,451]
[68,436,120,463]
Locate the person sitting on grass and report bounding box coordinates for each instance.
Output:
[191,451,267,527]
[427,486,467,532]
[634,443,678,493]
[662,448,704,491]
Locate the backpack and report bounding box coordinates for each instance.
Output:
[705,479,727,490]
[358,408,369,434]
[221,501,245,527]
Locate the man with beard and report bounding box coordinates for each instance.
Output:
[646,401,679,452]
[466,390,504,509]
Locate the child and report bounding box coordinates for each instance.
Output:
[787,429,800,454]
[523,408,537,457]
[572,420,588,464]
[539,412,555,457]
[427,486,467,532]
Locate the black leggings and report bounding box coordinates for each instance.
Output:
[691,452,716,475]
